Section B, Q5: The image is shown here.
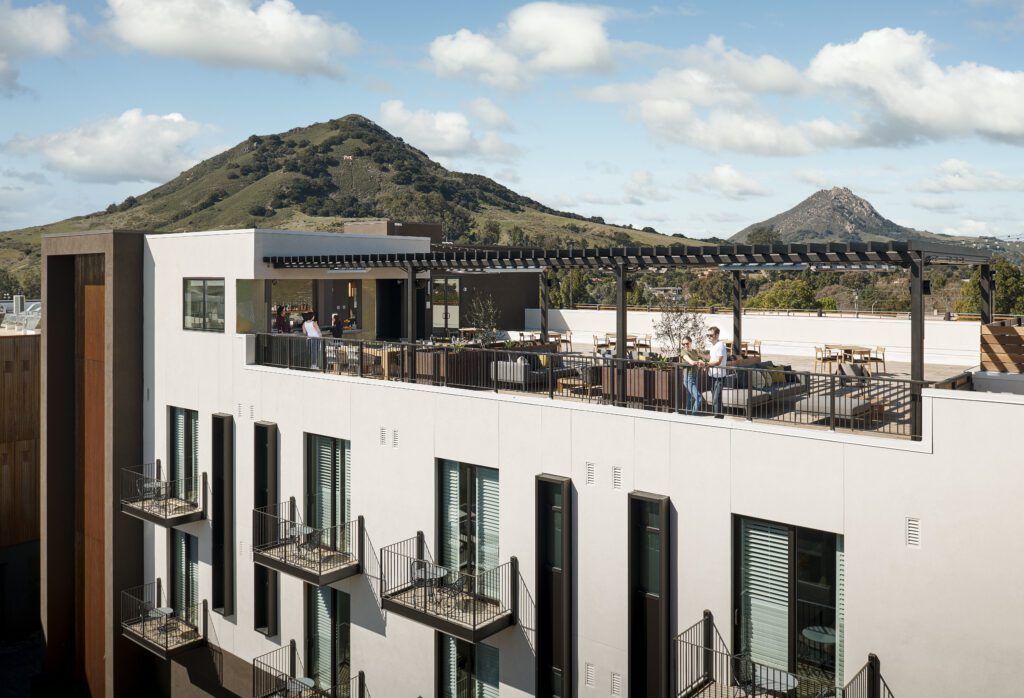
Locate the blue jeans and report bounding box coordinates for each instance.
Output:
[710,376,726,415]
[684,371,702,414]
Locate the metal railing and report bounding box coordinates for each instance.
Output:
[120,460,205,520]
[120,580,205,654]
[380,533,518,631]
[676,611,895,698]
[252,333,925,440]
[253,641,368,698]
[252,498,361,579]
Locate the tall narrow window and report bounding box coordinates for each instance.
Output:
[211,413,234,616]
[254,421,279,636]
[169,406,198,502]
[735,517,844,688]
[537,475,572,698]
[307,586,350,693]
[438,460,499,579]
[438,633,499,698]
[170,529,198,615]
[628,492,670,698]
[306,434,351,547]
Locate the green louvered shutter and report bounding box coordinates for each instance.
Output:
[172,530,186,613]
[342,440,351,526]
[311,586,333,690]
[171,408,186,499]
[311,435,335,532]
[476,467,500,596]
[188,409,198,501]
[739,518,790,671]
[835,536,845,688]
[334,591,351,689]
[439,634,457,698]
[188,533,198,613]
[439,460,461,571]
[475,643,499,698]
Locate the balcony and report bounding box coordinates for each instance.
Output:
[120,580,206,659]
[675,611,894,698]
[253,641,369,698]
[120,462,206,526]
[252,498,363,586]
[379,534,517,643]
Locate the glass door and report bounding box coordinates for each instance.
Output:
[171,530,198,614]
[308,587,350,693]
[439,635,498,698]
[431,278,460,337]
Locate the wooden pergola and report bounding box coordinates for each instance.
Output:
[266,240,994,438]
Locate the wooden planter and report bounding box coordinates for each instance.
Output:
[981,321,1024,373]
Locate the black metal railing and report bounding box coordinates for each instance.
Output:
[252,498,361,579]
[380,533,518,632]
[120,460,205,520]
[251,334,926,440]
[676,611,895,698]
[253,641,368,698]
[120,580,205,655]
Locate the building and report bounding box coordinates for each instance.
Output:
[39,227,1024,697]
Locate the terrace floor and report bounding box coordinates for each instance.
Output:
[255,540,357,577]
[122,495,201,520]
[122,614,202,655]
[384,584,511,632]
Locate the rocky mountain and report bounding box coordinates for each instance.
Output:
[731,187,919,244]
[0,114,692,286]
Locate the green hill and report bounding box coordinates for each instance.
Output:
[0,114,698,292]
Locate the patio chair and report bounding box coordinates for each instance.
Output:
[749,339,762,357]
[559,331,573,353]
[593,335,611,353]
[867,346,886,374]
[814,346,838,374]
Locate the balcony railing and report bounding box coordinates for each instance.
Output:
[380,533,517,642]
[675,611,895,698]
[253,641,369,698]
[120,580,206,659]
[250,334,927,440]
[252,497,363,586]
[120,461,206,526]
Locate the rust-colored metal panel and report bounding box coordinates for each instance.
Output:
[82,284,105,698]
[0,334,40,548]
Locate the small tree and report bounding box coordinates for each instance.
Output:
[653,305,707,356]
[465,293,500,345]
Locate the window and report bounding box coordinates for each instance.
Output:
[254,422,279,636]
[438,460,499,579]
[307,586,350,693]
[169,406,198,502]
[537,475,573,698]
[211,413,234,616]
[170,530,198,615]
[438,633,498,698]
[183,278,225,332]
[735,517,845,688]
[628,492,670,698]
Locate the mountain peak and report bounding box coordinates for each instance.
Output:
[731,187,914,244]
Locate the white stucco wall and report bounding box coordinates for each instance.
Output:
[142,230,1024,698]
[525,308,982,365]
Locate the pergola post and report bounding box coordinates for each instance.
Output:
[616,263,628,405]
[405,265,416,343]
[979,263,994,326]
[910,255,925,441]
[540,271,549,344]
[732,271,743,356]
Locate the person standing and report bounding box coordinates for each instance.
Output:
[327,313,345,339]
[701,326,728,418]
[303,311,323,369]
[273,305,291,334]
[679,336,704,415]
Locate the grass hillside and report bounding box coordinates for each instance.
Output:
[0,114,699,290]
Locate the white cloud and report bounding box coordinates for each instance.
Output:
[795,168,829,187]
[679,35,804,93]
[624,170,670,202]
[688,164,771,199]
[105,0,358,76]
[942,218,1002,236]
[911,196,961,212]
[0,1,75,94]
[807,28,1024,144]
[378,100,520,163]
[6,109,208,183]
[917,159,1024,192]
[493,167,520,184]
[467,98,512,130]
[428,2,612,88]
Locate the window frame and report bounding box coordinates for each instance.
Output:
[182,277,226,332]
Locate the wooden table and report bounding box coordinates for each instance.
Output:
[556,376,599,396]
[825,344,873,362]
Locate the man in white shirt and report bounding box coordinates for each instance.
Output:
[701,326,728,417]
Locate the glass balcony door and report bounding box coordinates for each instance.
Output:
[170,529,198,614]
[308,587,350,692]
[439,460,499,586]
[431,278,459,336]
[439,634,498,698]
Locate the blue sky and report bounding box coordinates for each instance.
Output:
[3,0,1024,239]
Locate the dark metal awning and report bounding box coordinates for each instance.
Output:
[263,240,991,271]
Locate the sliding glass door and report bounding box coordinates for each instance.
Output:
[170,529,198,614]
[307,434,351,549]
[307,586,350,693]
[735,517,844,687]
[439,634,498,698]
[169,406,198,501]
[438,460,499,585]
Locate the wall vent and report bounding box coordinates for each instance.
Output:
[249,404,255,420]
[612,466,623,490]
[905,516,921,548]
[237,403,242,418]
[585,462,596,486]
[391,428,400,449]
[610,671,622,696]
[379,427,387,446]
[585,662,595,687]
